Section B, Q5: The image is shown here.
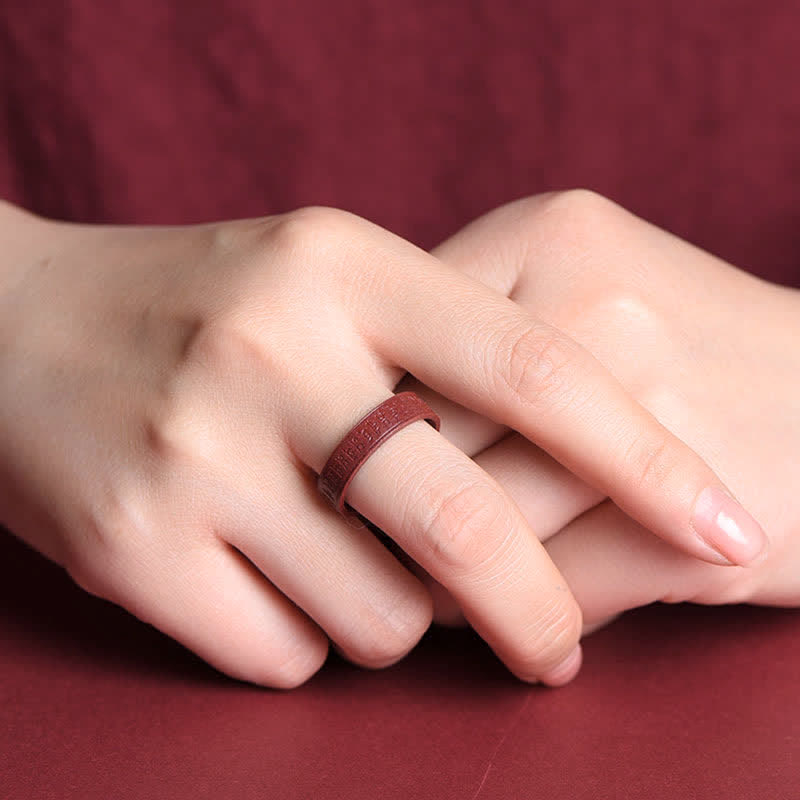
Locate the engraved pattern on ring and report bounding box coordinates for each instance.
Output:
[317,392,441,513]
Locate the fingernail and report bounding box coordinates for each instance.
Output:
[691,486,768,566]
[539,643,582,687]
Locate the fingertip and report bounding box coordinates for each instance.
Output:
[538,643,583,687]
[690,486,769,567]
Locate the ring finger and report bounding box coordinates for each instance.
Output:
[284,378,585,686]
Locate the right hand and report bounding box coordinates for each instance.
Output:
[0,199,766,688]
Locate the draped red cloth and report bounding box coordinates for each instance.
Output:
[1,2,798,797]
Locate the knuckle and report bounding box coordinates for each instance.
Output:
[530,190,627,286]
[538,188,619,232]
[239,205,370,307]
[496,320,582,409]
[581,285,672,348]
[208,215,275,257]
[208,211,349,320]
[583,285,657,329]
[65,487,151,602]
[491,189,616,233]
[623,431,678,491]
[346,593,433,669]
[417,479,513,574]
[263,205,352,259]
[550,284,680,402]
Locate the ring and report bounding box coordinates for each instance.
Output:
[317,391,441,514]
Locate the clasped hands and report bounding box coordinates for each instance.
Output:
[1,190,797,689]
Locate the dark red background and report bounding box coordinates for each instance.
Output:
[1,1,799,796]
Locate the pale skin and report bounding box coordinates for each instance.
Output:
[399,191,800,629]
[0,190,783,690]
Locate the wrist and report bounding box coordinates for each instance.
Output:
[0,199,44,304]
[0,201,59,351]
[0,201,73,565]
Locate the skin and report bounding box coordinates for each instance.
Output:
[0,191,772,689]
[401,190,800,630]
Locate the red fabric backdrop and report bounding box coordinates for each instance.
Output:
[1,1,799,797]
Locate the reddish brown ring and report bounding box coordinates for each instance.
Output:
[317,391,441,514]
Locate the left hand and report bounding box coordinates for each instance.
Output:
[398,190,800,633]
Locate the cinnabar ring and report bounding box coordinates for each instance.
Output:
[317,391,441,514]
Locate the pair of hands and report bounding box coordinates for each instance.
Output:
[0,190,796,689]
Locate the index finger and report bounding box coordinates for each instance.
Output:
[356,235,767,569]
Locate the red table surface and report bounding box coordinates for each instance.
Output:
[2,529,800,798]
[1,1,800,797]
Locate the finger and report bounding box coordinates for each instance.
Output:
[545,500,757,629]
[285,379,585,686]
[220,458,433,671]
[75,536,330,690]
[402,430,605,627]
[473,431,604,538]
[394,371,510,456]
[146,338,435,672]
[357,224,768,567]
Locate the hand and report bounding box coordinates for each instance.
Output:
[399,190,797,632]
[0,198,764,688]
